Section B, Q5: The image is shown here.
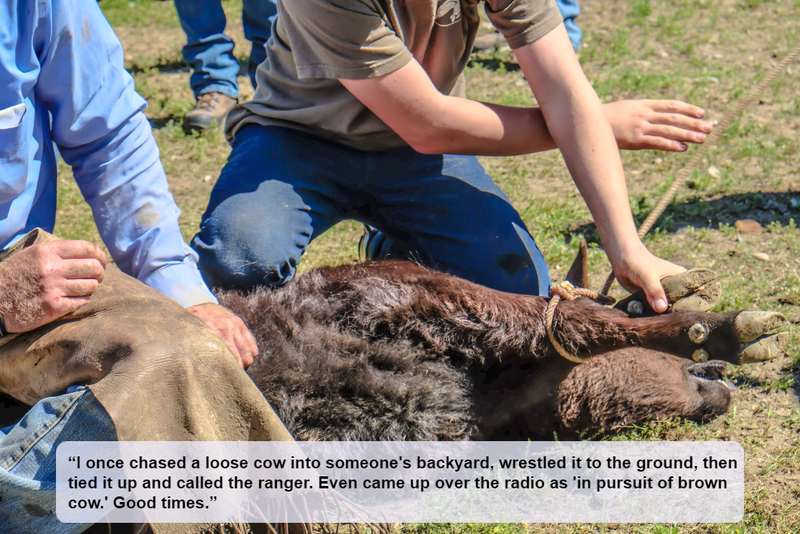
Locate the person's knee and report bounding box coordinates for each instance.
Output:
[193,203,310,290]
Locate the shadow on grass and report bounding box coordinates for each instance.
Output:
[150,115,185,129]
[466,58,520,72]
[128,57,251,76]
[566,191,800,245]
[128,57,190,74]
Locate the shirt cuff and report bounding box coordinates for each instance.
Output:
[143,261,218,309]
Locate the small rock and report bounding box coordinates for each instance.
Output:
[708,165,721,179]
[204,175,212,182]
[735,219,763,236]
[752,252,770,261]
[653,157,663,165]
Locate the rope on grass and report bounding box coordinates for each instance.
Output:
[599,41,800,297]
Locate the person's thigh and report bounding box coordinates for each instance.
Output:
[0,386,115,533]
[192,126,360,289]
[363,152,551,296]
[174,0,240,98]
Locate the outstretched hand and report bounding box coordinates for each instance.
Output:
[604,99,713,152]
[187,302,258,368]
[0,240,107,333]
[609,244,686,313]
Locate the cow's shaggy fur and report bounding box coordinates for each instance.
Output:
[218,260,770,441]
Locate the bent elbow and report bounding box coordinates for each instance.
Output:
[402,130,452,155]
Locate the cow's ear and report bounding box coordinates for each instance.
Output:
[565,237,588,289]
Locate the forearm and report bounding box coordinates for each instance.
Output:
[514,33,643,264]
[406,95,557,156]
[547,89,642,262]
[341,60,558,156]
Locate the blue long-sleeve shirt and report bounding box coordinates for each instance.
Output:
[0,0,217,308]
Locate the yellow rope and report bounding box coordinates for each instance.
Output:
[545,282,614,363]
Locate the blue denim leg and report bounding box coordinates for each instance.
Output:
[174,0,240,98]
[192,126,349,289]
[555,0,582,52]
[0,386,116,534]
[358,152,551,296]
[175,0,277,96]
[243,0,278,89]
[193,126,550,296]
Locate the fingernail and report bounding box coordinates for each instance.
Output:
[679,143,688,151]
[697,108,705,117]
[703,123,712,132]
[654,299,668,312]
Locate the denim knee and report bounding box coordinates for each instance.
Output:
[192,185,312,289]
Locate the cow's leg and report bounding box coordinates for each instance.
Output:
[301,261,788,366]
[556,348,733,431]
[551,299,788,365]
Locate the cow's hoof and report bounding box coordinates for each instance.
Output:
[663,268,722,313]
[615,268,722,317]
[731,311,789,364]
[734,311,788,342]
[739,332,789,363]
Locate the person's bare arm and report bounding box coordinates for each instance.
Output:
[514,25,685,310]
[340,59,554,156]
[0,241,107,333]
[340,62,711,157]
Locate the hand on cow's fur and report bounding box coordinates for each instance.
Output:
[610,244,686,313]
[0,240,107,333]
[187,302,258,368]
[604,99,713,152]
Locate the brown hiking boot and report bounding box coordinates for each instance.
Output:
[183,91,237,134]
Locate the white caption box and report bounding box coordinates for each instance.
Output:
[56,441,743,524]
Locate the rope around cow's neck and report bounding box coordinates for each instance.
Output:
[545,281,615,363]
[547,42,800,363]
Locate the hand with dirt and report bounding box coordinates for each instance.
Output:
[607,242,686,313]
[187,302,258,369]
[0,240,107,333]
[604,99,713,152]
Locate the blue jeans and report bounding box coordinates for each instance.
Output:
[0,387,116,533]
[557,0,583,52]
[192,125,551,296]
[174,0,278,97]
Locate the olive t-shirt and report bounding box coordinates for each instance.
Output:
[225,0,562,151]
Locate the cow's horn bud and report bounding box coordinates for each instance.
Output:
[688,323,709,344]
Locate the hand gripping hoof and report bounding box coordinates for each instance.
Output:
[615,268,722,317]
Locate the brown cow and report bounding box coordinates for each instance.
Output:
[219,259,788,441]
